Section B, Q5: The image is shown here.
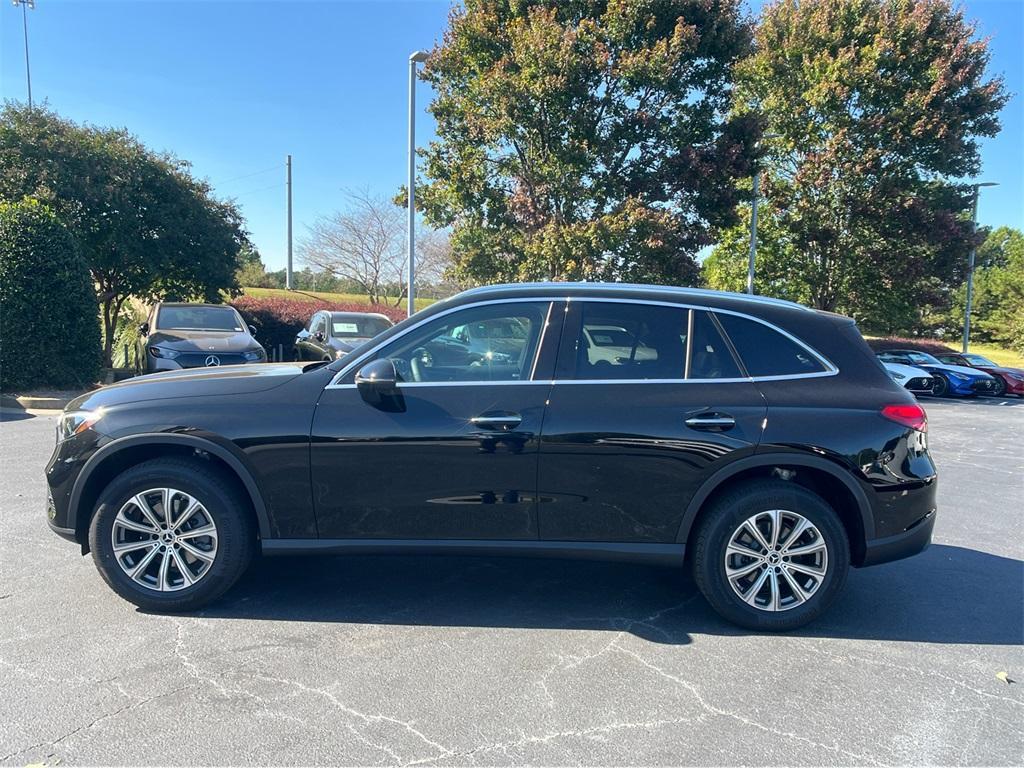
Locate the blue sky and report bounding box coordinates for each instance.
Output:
[2,0,1021,271]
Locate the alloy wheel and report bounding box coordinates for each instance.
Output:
[724,509,828,612]
[111,488,218,592]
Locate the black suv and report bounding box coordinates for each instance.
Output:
[46,283,937,630]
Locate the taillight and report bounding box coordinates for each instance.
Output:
[881,404,927,432]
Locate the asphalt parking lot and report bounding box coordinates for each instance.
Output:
[1,398,1022,766]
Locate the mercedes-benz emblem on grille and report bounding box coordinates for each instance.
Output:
[204,355,221,367]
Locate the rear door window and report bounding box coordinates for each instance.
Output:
[715,313,827,377]
[689,311,742,379]
[572,302,689,380]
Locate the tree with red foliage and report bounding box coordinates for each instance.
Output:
[706,0,1008,334]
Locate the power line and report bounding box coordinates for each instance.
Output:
[216,164,281,186]
[229,181,285,198]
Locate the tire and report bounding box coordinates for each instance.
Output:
[88,458,255,612]
[692,480,850,631]
[992,377,1006,397]
[931,375,949,397]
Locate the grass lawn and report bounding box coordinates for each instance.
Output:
[241,286,436,312]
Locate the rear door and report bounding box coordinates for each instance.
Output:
[537,301,766,543]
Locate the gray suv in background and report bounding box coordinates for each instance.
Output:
[137,303,265,372]
[294,310,394,361]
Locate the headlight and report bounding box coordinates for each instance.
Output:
[243,347,265,361]
[890,372,906,380]
[57,410,102,442]
[149,346,180,359]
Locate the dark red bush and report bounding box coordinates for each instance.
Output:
[865,337,958,355]
[231,296,405,359]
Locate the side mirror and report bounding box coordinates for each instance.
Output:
[138,323,149,336]
[355,359,399,406]
[295,328,310,341]
[248,324,258,337]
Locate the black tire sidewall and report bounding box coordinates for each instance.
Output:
[693,481,850,632]
[932,375,949,397]
[992,377,1006,397]
[89,459,253,612]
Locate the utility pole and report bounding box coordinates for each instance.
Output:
[962,181,998,353]
[407,50,430,317]
[286,154,293,291]
[13,0,35,108]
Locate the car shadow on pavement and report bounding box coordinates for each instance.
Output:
[0,408,38,422]
[195,543,1022,646]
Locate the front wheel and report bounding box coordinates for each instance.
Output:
[88,458,254,612]
[931,375,949,397]
[992,377,1007,397]
[692,480,849,631]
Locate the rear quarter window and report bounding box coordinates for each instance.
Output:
[716,313,827,377]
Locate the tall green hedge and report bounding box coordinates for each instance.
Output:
[0,199,102,391]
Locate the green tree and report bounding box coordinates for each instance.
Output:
[0,198,102,390]
[0,104,251,365]
[416,0,757,285]
[948,227,1024,352]
[714,0,1008,331]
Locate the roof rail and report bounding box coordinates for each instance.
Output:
[456,282,815,312]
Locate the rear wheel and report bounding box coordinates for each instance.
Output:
[931,375,949,397]
[692,480,849,631]
[89,458,254,612]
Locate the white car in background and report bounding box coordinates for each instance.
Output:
[881,361,935,395]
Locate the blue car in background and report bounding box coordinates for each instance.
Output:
[877,350,997,397]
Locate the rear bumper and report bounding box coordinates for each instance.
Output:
[859,509,935,567]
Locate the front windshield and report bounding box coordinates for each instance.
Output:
[904,351,941,365]
[964,354,995,366]
[157,306,243,332]
[331,315,392,338]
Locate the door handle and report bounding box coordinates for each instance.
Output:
[471,413,522,430]
[685,413,736,430]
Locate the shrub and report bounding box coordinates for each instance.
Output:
[864,337,957,355]
[0,199,102,391]
[230,296,405,358]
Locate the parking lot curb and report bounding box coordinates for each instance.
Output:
[1,394,74,411]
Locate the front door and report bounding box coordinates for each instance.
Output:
[311,300,562,540]
[537,301,766,543]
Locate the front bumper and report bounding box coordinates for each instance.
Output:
[904,376,933,394]
[970,378,996,394]
[998,375,1024,395]
[945,376,985,395]
[860,508,935,567]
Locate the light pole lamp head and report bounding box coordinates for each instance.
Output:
[12,0,36,8]
[410,50,430,64]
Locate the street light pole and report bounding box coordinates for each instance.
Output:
[286,154,293,290]
[746,133,779,295]
[962,181,998,353]
[12,0,35,109]
[747,167,760,295]
[407,50,430,318]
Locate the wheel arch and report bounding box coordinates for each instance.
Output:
[70,433,272,552]
[676,453,875,565]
